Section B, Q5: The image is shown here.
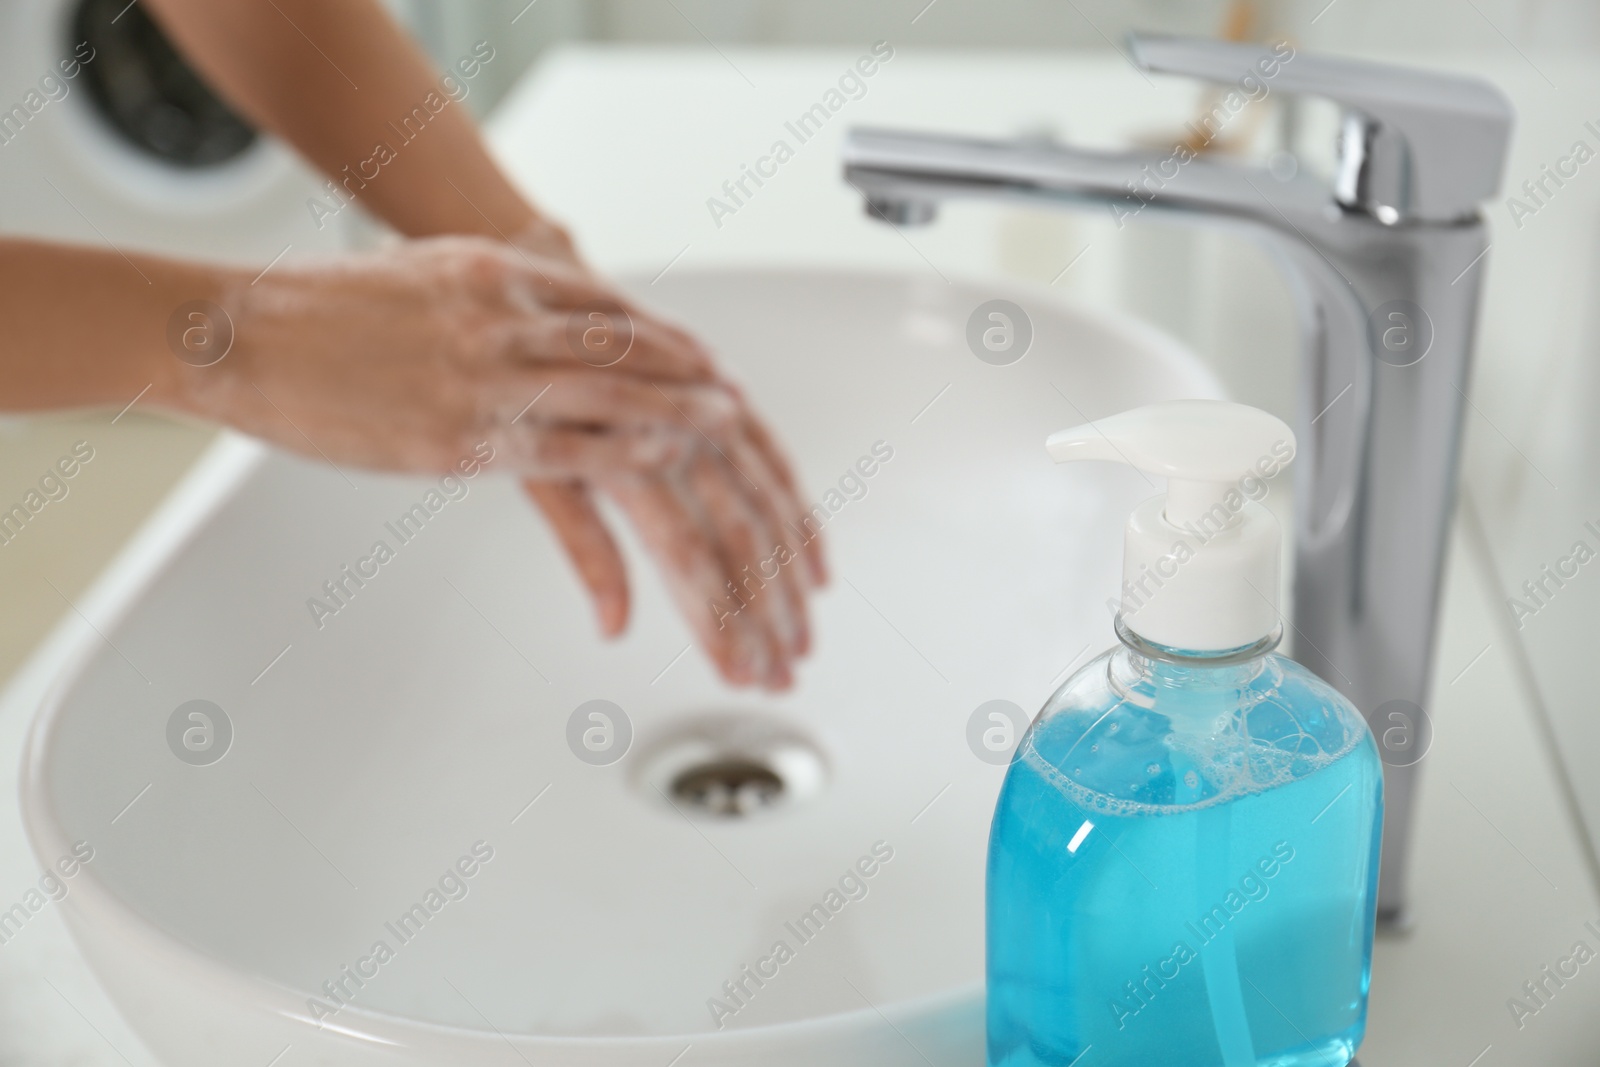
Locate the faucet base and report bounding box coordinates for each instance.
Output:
[1376,904,1416,936]
[864,196,936,226]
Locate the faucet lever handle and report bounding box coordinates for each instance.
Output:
[1128,33,1514,222]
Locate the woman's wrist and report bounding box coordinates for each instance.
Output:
[144,260,254,424]
[508,214,583,267]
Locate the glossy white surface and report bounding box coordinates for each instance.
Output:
[4,43,1599,1067]
[18,268,1220,1065]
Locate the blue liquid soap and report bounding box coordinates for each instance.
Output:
[986,629,1382,1067]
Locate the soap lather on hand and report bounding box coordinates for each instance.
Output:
[0,0,826,690]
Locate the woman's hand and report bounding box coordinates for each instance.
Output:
[156,235,824,688]
[8,0,828,689]
[499,223,828,686]
[174,237,729,476]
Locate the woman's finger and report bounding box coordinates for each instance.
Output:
[605,473,776,688]
[709,434,814,654]
[523,480,630,636]
[493,311,719,384]
[682,449,807,680]
[496,248,615,310]
[487,424,691,480]
[733,414,827,587]
[488,250,718,382]
[483,370,739,437]
[629,309,719,379]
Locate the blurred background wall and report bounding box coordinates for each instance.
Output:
[395,0,1600,117]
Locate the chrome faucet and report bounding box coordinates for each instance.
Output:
[843,35,1514,925]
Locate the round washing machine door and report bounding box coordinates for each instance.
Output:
[0,0,349,262]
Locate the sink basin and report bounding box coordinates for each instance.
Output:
[20,267,1220,1066]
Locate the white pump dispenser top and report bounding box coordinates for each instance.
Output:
[1047,400,1296,652]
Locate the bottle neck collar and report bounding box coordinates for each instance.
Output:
[1114,613,1281,667]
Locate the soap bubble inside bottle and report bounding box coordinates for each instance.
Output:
[985,616,1382,1067]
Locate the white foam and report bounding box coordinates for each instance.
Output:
[1018,692,1365,818]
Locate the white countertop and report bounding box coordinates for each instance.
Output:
[4,44,1598,1066]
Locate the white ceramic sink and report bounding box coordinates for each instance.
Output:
[20,268,1219,1066]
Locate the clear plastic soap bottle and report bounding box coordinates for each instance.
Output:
[987,400,1382,1067]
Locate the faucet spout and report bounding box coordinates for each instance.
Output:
[846,126,1326,226]
[844,37,1514,928]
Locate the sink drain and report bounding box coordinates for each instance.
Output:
[636,714,826,821]
[671,758,785,817]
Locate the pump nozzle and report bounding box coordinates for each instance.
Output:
[1048,400,1296,651]
[1047,401,1294,527]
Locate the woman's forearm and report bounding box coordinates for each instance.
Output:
[0,238,233,413]
[141,0,541,241]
